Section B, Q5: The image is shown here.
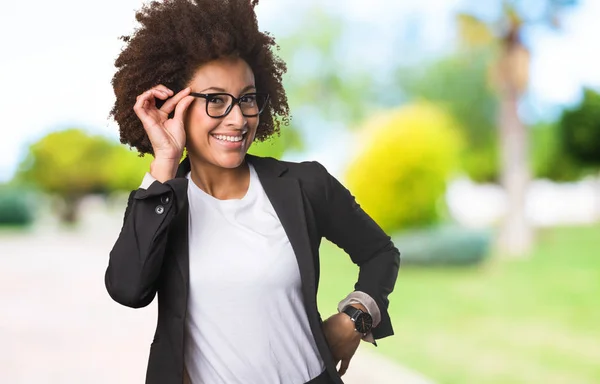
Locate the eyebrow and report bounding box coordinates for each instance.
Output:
[199,85,256,94]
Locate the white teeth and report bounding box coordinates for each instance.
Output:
[213,134,243,142]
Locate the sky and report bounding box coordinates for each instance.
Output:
[1,0,599,182]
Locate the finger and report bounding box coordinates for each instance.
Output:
[338,359,350,376]
[134,89,168,115]
[152,84,174,96]
[147,88,170,101]
[160,87,192,115]
[134,89,173,124]
[133,90,155,121]
[173,95,196,122]
[133,91,167,138]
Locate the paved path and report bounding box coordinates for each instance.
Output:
[0,202,433,384]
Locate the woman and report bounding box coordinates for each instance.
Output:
[105,1,400,383]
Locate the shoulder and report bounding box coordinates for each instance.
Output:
[270,156,328,180]
[282,159,327,180]
[248,155,332,199]
[248,155,328,180]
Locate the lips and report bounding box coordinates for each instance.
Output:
[211,133,243,142]
[209,130,248,148]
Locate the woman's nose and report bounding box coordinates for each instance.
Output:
[224,102,247,127]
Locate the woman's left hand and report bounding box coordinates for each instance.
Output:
[322,312,362,376]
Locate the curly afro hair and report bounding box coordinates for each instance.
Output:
[110,0,289,156]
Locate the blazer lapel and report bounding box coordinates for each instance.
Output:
[248,156,317,304]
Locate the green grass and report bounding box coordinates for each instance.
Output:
[317,225,600,384]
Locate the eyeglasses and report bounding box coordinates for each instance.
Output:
[189,92,269,118]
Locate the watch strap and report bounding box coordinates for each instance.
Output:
[342,305,373,334]
[342,305,363,320]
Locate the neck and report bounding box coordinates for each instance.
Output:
[188,155,250,200]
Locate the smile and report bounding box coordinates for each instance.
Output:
[211,134,244,142]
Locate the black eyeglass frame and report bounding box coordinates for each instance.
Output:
[189,92,270,118]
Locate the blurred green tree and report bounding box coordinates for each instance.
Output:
[459,0,578,256]
[0,184,35,227]
[395,52,500,182]
[559,87,600,219]
[530,121,581,181]
[16,128,151,224]
[253,8,362,159]
[345,103,463,233]
[278,8,374,126]
[248,120,303,159]
[559,88,600,172]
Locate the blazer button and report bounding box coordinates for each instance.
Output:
[155,205,165,215]
[160,195,170,204]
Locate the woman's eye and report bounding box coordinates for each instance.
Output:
[240,95,256,103]
[208,96,225,104]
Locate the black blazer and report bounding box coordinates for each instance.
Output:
[105,154,400,384]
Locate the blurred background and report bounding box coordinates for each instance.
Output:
[1,0,599,383]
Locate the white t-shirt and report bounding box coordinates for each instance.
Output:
[183,164,325,384]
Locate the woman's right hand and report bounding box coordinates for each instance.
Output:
[133,85,195,181]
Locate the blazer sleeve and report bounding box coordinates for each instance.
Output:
[314,161,400,340]
[104,179,183,308]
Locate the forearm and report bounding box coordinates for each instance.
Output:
[105,180,178,308]
[105,218,169,308]
[314,160,400,339]
[354,249,400,339]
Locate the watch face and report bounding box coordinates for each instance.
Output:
[355,313,373,334]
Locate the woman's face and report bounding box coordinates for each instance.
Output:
[184,57,259,169]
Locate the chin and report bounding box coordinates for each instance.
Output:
[211,152,248,169]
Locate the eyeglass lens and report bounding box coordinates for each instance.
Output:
[206,93,268,117]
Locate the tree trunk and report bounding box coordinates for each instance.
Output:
[498,93,533,256]
[496,33,534,257]
[59,195,82,226]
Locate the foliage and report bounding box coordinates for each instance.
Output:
[273,6,382,160]
[249,8,365,159]
[559,87,600,171]
[248,122,303,159]
[0,185,35,227]
[278,8,374,127]
[395,52,500,182]
[530,121,581,181]
[345,103,463,233]
[15,128,152,223]
[531,88,600,181]
[103,144,154,192]
[392,226,492,265]
[18,129,111,196]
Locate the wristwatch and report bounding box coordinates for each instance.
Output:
[342,306,373,334]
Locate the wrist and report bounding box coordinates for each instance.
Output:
[347,303,368,313]
[341,305,373,335]
[150,158,179,183]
